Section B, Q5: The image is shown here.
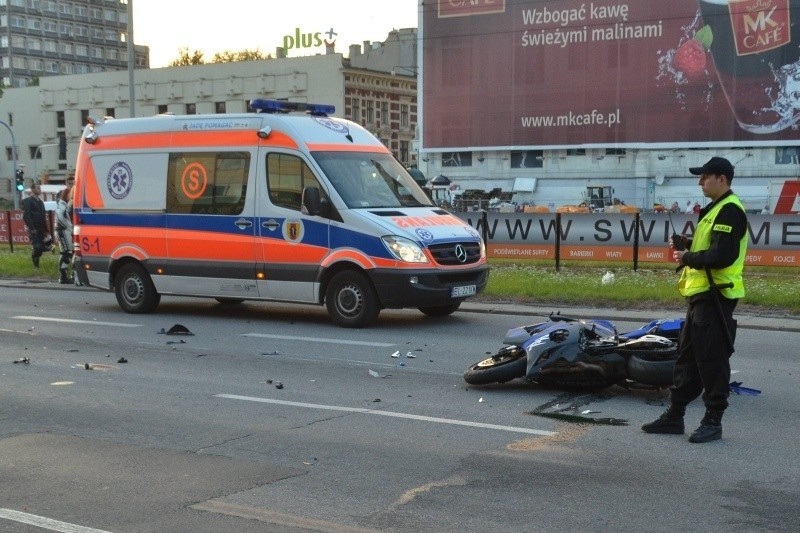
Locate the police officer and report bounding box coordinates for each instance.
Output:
[642,157,748,443]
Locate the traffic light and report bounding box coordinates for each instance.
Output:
[15,168,24,192]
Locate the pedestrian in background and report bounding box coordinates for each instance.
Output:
[21,182,49,268]
[642,157,748,443]
[54,182,74,284]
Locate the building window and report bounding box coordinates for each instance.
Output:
[186,103,196,115]
[58,133,66,160]
[510,150,544,168]
[605,148,626,156]
[400,104,409,128]
[441,152,472,167]
[215,101,226,114]
[105,108,115,118]
[775,147,800,164]
[351,98,360,122]
[380,101,388,123]
[400,141,409,165]
[80,110,89,126]
[158,104,168,114]
[566,148,586,156]
[57,111,65,128]
[366,100,374,123]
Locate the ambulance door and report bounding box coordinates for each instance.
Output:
[256,150,331,302]
[164,151,257,297]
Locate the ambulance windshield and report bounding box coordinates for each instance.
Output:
[313,152,433,209]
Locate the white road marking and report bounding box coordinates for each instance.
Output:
[11,316,141,328]
[216,394,556,436]
[242,333,395,347]
[0,508,114,533]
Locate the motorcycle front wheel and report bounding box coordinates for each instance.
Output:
[464,345,527,385]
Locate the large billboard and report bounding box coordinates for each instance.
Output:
[422,0,800,150]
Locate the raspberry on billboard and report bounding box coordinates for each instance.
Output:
[438,0,506,18]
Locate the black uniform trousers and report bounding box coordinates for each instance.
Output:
[670,292,738,412]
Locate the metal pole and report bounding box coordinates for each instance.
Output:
[128,0,135,117]
[0,120,19,210]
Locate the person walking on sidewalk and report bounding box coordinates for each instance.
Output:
[642,157,748,443]
[21,182,49,268]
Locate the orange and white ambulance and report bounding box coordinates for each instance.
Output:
[72,100,488,327]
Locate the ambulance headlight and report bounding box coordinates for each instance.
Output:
[382,236,429,263]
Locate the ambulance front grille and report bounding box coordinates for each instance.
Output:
[428,242,482,265]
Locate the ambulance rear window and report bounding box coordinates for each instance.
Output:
[167,152,249,215]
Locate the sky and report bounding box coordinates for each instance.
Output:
[131,0,420,68]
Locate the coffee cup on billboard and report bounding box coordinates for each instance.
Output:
[700,0,800,133]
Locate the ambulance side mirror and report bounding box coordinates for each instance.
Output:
[301,186,322,216]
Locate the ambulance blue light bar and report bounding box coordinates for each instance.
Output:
[250,99,335,117]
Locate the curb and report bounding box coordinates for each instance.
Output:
[3,279,799,333]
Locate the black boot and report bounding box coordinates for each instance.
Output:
[642,405,685,434]
[32,256,40,268]
[59,269,70,284]
[688,410,723,443]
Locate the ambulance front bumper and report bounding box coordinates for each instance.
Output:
[369,265,489,309]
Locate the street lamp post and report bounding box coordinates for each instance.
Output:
[0,120,20,209]
[33,143,58,190]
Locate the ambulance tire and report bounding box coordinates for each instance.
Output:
[115,263,160,314]
[418,302,461,317]
[325,271,380,328]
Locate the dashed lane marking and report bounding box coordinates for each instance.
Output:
[216,394,557,436]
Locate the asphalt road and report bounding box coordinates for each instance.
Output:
[1,284,798,533]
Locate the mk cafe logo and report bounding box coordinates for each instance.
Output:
[438,0,505,18]
[730,0,791,55]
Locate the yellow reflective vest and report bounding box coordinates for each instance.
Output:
[677,195,746,299]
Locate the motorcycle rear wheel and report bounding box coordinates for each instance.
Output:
[464,345,527,385]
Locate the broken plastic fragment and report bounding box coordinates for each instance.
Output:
[159,324,194,335]
[390,351,400,358]
[13,357,30,364]
[406,352,416,358]
[729,381,761,395]
[369,369,390,378]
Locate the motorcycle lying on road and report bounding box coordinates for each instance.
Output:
[464,313,683,391]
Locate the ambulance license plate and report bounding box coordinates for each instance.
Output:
[451,285,476,298]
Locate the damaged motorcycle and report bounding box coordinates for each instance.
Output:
[464,313,683,390]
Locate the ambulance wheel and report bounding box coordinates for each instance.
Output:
[115,263,160,314]
[418,302,461,317]
[325,271,379,328]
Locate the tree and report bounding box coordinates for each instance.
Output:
[211,48,272,63]
[168,47,205,67]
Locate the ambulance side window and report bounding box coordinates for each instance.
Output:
[267,153,326,211]
[166,152,249,215]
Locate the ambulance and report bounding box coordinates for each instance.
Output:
[72,100,488,327]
